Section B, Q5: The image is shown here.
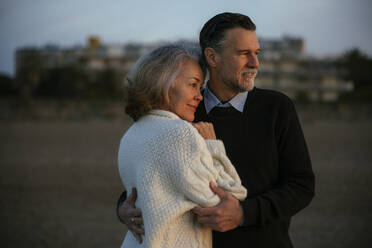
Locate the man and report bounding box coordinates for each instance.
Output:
[117,12,315,247]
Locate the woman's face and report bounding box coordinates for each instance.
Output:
[168,59,204,122]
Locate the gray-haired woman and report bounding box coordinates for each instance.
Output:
[118,43,246,248]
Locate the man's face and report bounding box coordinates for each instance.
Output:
[216,28,260,93]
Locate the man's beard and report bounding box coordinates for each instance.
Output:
[222,68,258,93]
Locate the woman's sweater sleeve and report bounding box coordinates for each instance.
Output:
[204,139,247,201]
[160,123,247,208]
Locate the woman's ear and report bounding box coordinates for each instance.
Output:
[204,47,219,68]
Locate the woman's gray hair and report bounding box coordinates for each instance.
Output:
[124,42,204,121]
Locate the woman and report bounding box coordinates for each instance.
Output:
[118,43,247,248]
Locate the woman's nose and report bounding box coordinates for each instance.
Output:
[195,90,203,101]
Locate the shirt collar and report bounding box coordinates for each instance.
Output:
[203,83,248,114]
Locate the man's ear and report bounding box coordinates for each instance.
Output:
[204,47,219,68]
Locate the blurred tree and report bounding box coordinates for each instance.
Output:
[338,49,372,102]
[36,65,90,98]
[86,68,124,99]
[0,73,16,96]
[36,66,124,99]
[16,49,45,100]
[342,49,372,89]
[295,90,311,104]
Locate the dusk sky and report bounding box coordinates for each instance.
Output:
[1,0,371,76]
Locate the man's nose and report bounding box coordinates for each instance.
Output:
[248,54,259,69]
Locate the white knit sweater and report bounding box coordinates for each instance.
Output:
[118,110,247,248]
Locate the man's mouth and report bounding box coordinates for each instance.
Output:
[241,70,257,79]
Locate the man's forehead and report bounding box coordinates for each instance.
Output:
[223,28,260,50]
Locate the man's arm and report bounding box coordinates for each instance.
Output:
[239,97,315,227]
[193,97,315,230]
[117,188,145,243]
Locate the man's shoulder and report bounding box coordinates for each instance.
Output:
[248,87,295,114]
[254,87,292,103]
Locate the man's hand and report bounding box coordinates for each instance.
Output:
[192,182,244,232]
[118,188,144,243]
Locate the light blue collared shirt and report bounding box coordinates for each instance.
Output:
[203,83,248,114]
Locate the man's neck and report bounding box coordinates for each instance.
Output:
[208,78,238,103]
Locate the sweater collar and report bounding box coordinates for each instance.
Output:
[148,109,181,120]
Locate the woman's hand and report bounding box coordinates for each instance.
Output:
[192,122,216,140]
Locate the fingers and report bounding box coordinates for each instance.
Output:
[132,217,144,225]
[127,209,143,227]
[192,207,216,228]
[131,232,143,244]
[209,182,227,198]
[196,215,214,224]
[192,122,216,139]
[131,208,142,218]
[119,188,145,244]
[195,215,227,232]
[126,188,137,205]
[131,224,145,235]
[128,216,145,244]
[191,206,201,213]
[118,202,142,222]
[192,206,215,217]
[191,206,202,215]
[193,122,213,130]
[195,211,234,232]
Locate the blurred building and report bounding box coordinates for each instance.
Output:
[15,35,353,101]
[256,36,353,102]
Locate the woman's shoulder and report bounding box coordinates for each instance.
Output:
[165,118,200,143]
[145,110,198,136]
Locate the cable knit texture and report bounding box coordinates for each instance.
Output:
[118,109,247,248]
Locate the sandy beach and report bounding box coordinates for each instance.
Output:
[0,111,371,247]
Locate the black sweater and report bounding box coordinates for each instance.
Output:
[194,87,315,248]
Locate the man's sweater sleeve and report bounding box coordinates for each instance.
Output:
[240,97,315,227]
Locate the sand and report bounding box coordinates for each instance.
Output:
[0,115,371,247]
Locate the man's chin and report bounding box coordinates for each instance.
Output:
[239,80,254,92]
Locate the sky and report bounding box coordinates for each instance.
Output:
[1,0,372,76]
